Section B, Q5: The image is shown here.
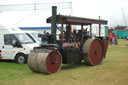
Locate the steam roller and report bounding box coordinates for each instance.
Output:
[27,6,109,74]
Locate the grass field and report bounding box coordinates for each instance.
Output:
[0,39,128,85]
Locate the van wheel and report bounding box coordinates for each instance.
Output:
[15,53,27,64]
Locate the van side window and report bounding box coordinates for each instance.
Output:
[4,34,16,45]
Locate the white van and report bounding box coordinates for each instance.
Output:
[0,25,39,64]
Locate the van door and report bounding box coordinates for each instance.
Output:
[2,34,23,60]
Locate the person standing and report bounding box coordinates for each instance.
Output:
[112,32,118,45]
[109,33,113,45]
[112,32,115,45]
[114,33,117,45]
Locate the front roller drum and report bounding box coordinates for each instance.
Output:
[82,38,104,65]
[27,50,62,74]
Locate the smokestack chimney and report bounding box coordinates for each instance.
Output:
[51,6,57,41]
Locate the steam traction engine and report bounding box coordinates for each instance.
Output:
[27,6,108,74]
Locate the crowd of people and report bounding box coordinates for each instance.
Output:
[109,32,118,45]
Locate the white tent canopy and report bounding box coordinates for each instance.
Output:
[0,0,128,27]
[0,1,72,27]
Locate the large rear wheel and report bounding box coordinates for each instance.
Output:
[82,38,104,65]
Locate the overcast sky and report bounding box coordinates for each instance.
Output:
[0,0,128,27]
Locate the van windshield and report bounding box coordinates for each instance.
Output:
[31,33,41,42]
[14,33,34,44]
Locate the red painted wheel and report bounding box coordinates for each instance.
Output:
[27,50,62,74]
[82,38,104,65]
[46,51,62,73]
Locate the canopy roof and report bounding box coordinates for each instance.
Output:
[47,15,108,25]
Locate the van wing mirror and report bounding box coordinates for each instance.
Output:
[38,33,42,37]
